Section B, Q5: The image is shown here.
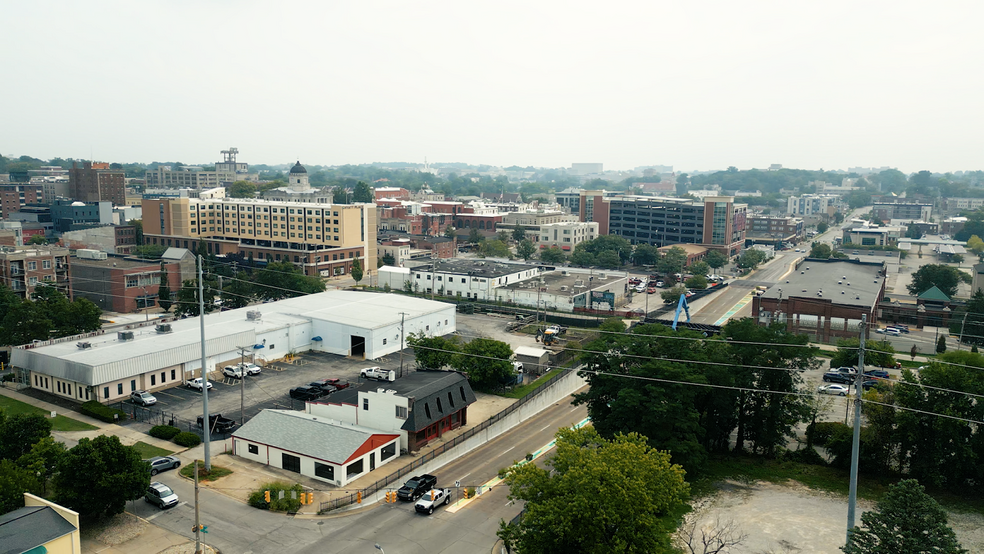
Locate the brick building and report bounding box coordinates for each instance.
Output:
[0,245,72,299]
[68,162,125,206]
[0,183,44,219]
[71,254,180,313]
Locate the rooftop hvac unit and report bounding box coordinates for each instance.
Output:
[560,286,568,292]
[561,270,569,276]
[76,342,92,349]
[76,249,108,260]
[117,331,134,341]
[597,273,606,279]
[246,310,263,321]
[155,323,172,334]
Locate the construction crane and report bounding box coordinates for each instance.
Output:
[672,294,691,331]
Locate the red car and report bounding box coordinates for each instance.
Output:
[647,287,657,294]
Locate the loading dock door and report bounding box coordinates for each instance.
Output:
[350,335,366,359]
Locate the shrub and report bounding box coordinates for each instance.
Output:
[781,446,828,466]
[80,400,127,423]
[806,421,846,447]
[172,432,201,448]
[149,425,181,440]
[248,481,303,512]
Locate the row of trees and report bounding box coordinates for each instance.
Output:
[407,334,516,392]
[0,284,102,346]
[0,411,150,522]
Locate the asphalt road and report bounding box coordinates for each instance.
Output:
[132,389,589,554]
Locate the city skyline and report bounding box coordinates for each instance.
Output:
[3,1,983,174]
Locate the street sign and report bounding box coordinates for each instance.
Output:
[455,480,461,488]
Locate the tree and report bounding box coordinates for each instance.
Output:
[596,250,622,269]
[27,234,47,245]
[632,244,659,266]
[831,338,897,369]
[843,479,966,554]
[498,427,688,554]
[453,337,514,391]
[967,235,984,259]
[512,225,526,242]
[132,244,167,259]
[907,264,967,297]
[911,344,918,360]
[0,460,40,516]
[381,252,396,266]
[809,242,832,259]
[479,239,511,259]
[937,334,947,354]
[0,411,53,461]
[517,239,536,261]
[497,230,511,243]
[157,263,172,313]
[254,261,326,301]
[0,300,52,345]
[661,285,688,304]
[54,435,150,523]
[540,246,567,264]
[222,271,254,309]
[704,250,728,271]
[657,246,687,277]
[128,219,144,245]
[468,228,483,244]
[444,225,457,240]
[350,257,363,284]
[407,333,460,370]
[17,436,66,495]
[65,298,102,336]
[689,261,710,278]
[352,181,374,203]
[833,212,845,224]
[817,221,829,233]
[173,280,216,317]
[228,180,257,198]
[570,247,596,267]
[677,518,748,554]
[676,173,691,195]
[737,249,767,269]
[685,275,707,290]
[332,186,349,204]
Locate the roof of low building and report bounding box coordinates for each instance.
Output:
[917,285,951,302]
[233,410,398,465]
[760,259,885,308]
[0,505,77,554]
[415,258,540,279]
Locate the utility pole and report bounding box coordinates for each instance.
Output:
[846,313,866,546]
[398,312,407,378]
[237,346,251,426]
[198,255,211,471]
[958,312,968,350]
[194,460,202,554]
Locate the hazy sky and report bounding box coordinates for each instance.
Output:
[3,1,982,173]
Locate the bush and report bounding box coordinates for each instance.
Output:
[149,425,181,440]
[172,432,201,448]
[80,400,127,423]
[248,481,303,512]
[806,421,846,447]
[781,446,828,466]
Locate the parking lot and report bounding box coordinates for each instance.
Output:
[121,350,418,425]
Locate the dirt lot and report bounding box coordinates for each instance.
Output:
[683,480,984,553]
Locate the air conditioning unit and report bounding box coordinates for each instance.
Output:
[246,310,262,321]
[155,324,172,334]
[561,270,569,276]
[117,331,134,341]
[76,342,92,350]
[560,286,568,292]
[598,273,607,279]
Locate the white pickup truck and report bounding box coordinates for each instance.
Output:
[185,377,213,391]
[360,367,396,382]
[414,488,451,515]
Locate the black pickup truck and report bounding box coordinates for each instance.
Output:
[197,414,236,433]
[397,474,438,501]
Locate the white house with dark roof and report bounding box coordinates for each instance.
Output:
[231,410,400,487]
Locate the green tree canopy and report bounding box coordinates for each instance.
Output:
[631,243,658,266]
[684,274,707,290]
[967,235,984,258]
[479,239,511,259]
[444,225,457,240]
[511,225,526,242]
[596,250,622,269]
[657,246,687,277]
[128,219,144,245]
[350,257,363,284]
[817,221,829,233]
[54,435,150,523]
[381,252,396,266]
[660,285,688,304]
[254,261,326,301]
[353,181,374,203]
[907,264,968,297]
[539,246,567,264]
[0,460,41,516]
[810,242,832,259]
[228,180,257,198]
[830,337,896,369]
[0,411,52,461]
[737,248,767,269]
[157,263,172,313]
[222,271,254,310]
[453,337,514,391]
[844,479,966,554]
[704,250,728,270]
[468,228,483,244]
[517,239,536,261]
[407,333,460,370]
[498,427,688,554]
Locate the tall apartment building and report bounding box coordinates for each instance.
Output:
[0,245,72,299]
[872,202,932,222]
[600,195,747,257]
[746,216,804,244]
[0,183,44,219]
[142,186,377,278]
[68,162,125,206]
[787,194,835,217]
[537,221,599,251]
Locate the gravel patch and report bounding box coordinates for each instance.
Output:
[80,512,147,546]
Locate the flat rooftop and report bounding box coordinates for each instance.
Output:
[71,255,163,269]
[501,269,624,298]
[416,259,540,279]
[762,259,885,308]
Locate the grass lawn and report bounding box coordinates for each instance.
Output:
[499,368,566,399]
[131,441,174,459]
[0,395,98,432]
[180,459,233,482]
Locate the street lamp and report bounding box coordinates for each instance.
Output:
[374,544,385,554]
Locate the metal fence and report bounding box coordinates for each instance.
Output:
[116,402,234,442]
[318,367,576,513]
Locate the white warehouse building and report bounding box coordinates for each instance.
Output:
[11,291,456,405]
[377,259,542,301]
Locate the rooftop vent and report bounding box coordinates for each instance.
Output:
[842,291,845,294]
[155,323,172,334]
[117,331,134,341]
[76,342,92,350]
[561,270,569,276]
[560,286,568,292]
[246,310,263,321]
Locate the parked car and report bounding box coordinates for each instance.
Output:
[415,488,452,515]
[289,385,324,401]
[239,362,262,375]
[864,369,890,380]
[184,378,212,391]
[130,390,157,406]
[145,482,179,509]
[198,413,236,433]
[647,287,657,294]
[818,384,849,396]
[397,474,438,501]
[222,365,245,379]
[360,367,396,382]
[656,281,665,288]
[146,456,181,476]
[822,371,853,384]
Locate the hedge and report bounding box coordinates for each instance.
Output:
[173,432,202,448]
[80,400,127,423]
[248,481,304,513]
[149,425,181,440]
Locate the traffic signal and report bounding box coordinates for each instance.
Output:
[463,488,469,499]
[306,492,314,504]
[264,490,271,502]
[357,491,362,504]
[430,490,435,501]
